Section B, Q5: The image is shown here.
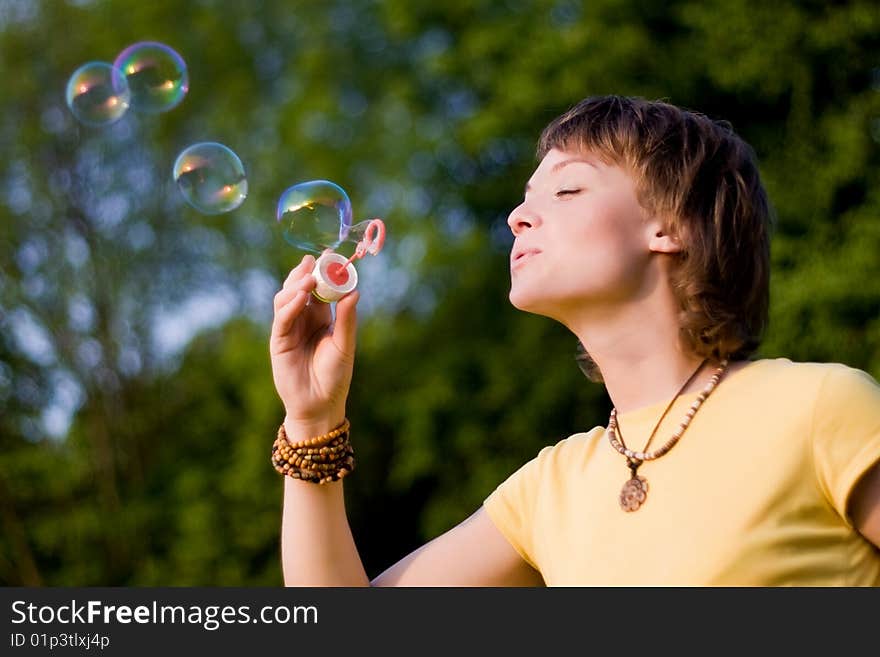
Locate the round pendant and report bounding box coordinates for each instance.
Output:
[620,475,648,512]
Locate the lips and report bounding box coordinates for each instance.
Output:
[511,248,541,269]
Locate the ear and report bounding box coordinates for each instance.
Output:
[648,226,683,254]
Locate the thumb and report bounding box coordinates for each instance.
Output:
[332,290,360,358]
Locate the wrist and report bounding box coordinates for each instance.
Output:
[273,415,355,485]
[283,412,346,443]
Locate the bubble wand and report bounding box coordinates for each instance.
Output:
[311,218,386,303]
[276,180,387,303]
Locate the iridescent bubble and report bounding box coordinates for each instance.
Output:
[276,180,354,253]
[113,41,188,113]
[173,142,247,215]
[65,61,130,127]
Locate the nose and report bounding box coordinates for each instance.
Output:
[507,202,539,236]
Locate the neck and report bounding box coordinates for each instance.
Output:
[562,287,715,415]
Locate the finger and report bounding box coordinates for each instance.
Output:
[282,254,317,289]
[272,289,312,339]
[274,274,316,311]
[307,286,333,325]
[332,290,360,357]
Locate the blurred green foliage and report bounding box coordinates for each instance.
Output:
[1,0,878,585]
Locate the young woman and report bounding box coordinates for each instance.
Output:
[269,95,880,586]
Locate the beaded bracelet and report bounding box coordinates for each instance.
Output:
[271,418,355,484]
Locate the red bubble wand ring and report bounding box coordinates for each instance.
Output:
[311,219,386,303]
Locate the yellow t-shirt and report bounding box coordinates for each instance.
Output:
[483,358,880,586]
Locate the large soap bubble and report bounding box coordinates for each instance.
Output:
[276,180,387,303]
[275,180,354,253]
[65,61,131,126]
[114,41,188,113]
[173,142,247,215]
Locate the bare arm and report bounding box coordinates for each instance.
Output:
[271,257,369,586]
[273,256,542,587]
[371,507,544,586]
[282,475,542,587]
[281,474,370,586]
[850,461,880,549]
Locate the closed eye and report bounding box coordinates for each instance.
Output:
[556,189,581,197]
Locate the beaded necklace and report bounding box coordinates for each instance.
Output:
[607,358,729,512]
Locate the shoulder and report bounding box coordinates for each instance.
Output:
[806,361,880,418]
[787,359,880,518]
[486,426,605,508]
[749,357,879,400]
[754,357,880,447]
[752,357,869,380]
[536,426,606,460]
[519,426,606,478]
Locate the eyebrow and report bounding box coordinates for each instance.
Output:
[524,158,598,194]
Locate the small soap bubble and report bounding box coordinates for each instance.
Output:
[173,142,247,215]
[65,61,130,127]
[114,41,188,113]
[276,180,353,253]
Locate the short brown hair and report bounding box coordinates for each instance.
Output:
[538,95,772,382]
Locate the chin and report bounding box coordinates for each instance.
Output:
[510,284,582,326]
[508,285,530,311]
[509,286,550,316]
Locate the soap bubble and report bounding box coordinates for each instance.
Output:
[173,142,247,215]
[276,180,354,253]
[65,61,131,126]
[114,41,188,113]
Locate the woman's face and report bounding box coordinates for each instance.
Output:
[507,148,661,319]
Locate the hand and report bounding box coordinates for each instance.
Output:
[269,254,360,433]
